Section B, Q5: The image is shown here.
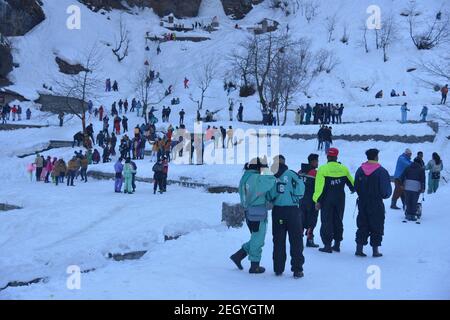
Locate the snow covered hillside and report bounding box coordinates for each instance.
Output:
[0,0,449,299]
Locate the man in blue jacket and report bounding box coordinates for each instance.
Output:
[354,149,392,258]
[269,155,306,279]
[391,149,412,209]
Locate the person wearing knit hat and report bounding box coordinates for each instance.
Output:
[231,156,276,274]
[354,148,392,257]
[268,154,306,278]
[391,148,412,209]
[313,148,355,253]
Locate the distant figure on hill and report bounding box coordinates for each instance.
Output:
[375,90,383,99]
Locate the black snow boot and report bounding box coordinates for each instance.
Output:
[319,244,333,253]
[372,246,383,258]
[306,237,320,248]
[249,262,265,274]
[293,271,304,279]
[355,244,367,257]
[390,201,401,210]
[230,248,247,270]
[332,241,341,252]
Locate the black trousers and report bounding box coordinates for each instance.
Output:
[66,170,75,186]
[153,177,163,192]
[272,206,304,274]
[36,167,42,181]
[300,202,318,238]
[355,200,385,247]
[132,173,136,191]
[405,191,420,217]
[320,197,345,246]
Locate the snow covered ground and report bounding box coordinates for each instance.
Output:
[1,0,450,300]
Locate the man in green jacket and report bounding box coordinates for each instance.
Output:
[269,155,306,279]
[313,148,354,253]
[123,157,136,194]
[230,157,276,274]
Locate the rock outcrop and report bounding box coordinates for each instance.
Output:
[0,0,45,36]
[0,44,13,86]
[220,0,262,19]
[80,0,202,17]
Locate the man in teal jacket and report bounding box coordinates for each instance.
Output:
[269,155,306,279]
[230,157,276,274]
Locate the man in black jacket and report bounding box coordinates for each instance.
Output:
[298,154,320,248]
[354,149,392,258]
[401,158,426,221]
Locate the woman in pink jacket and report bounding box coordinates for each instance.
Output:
[44,156,54,183]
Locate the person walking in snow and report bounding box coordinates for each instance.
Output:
[123,158,136,194]
[440,84,448,104]
[420,106,428,122]
[17,105,22,121]
[400,158,425,221]
[58,112,64,127]
[230,157,276,274]
[112,80,119,92]
[26,108,31,120]
[269,155,306,278]
[354,149,392,258]
[237,103,244,122]
[152,158,165,194]
[313,148,355,253]
[80,154,89,183]
[66,156,78,186]
[228,100,234,121]
[298,153,320,248]
[391,149,412,210]
[179,109,185,125]
[425,152,443,194]
[34,154,44,181]
[122,115,128,133]
[105,78,111,92]
[184,77,189,89]
[400,103,410,123]
[136,101,142,117]
[114,158,124,193]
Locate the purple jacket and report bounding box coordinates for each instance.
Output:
[114,161,123,173]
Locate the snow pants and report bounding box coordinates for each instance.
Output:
[320,197,345,246]
[115,173,123,192]
[391,179,405,207]
[355,200,385,247]
[300,201,319,239]
[404,190,420,219]
[36,167,43,181]
[428,178,440,194]
[242,218,267,263]
[124,175,133,193]
[272,206,304,274]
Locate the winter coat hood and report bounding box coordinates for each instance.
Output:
[361,161,381,176]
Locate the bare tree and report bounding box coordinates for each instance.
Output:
[190,60,216,111]
[414,55,450,89]
[358,20,370,53]
[265,37,316,125]
[304,1,320,23]
[55,46,103,133]
[112,15,130,62]
[228,46,254,96]
[340,22,350,45]
[379,14,399,62]
[325,13,338,43]
[134,65,166,124]
[313,49,340,74]
[405,2,450,50]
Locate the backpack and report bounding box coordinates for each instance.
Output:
[153,163,163,173]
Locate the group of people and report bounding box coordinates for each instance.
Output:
[230,147,444,278]
[105,78,119,92]
[1,104,31,123]
[391,149,443,221]
[317,125,333,154]
[29,151,90,186]
[293,103,345,126]
[400,103,431,123]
